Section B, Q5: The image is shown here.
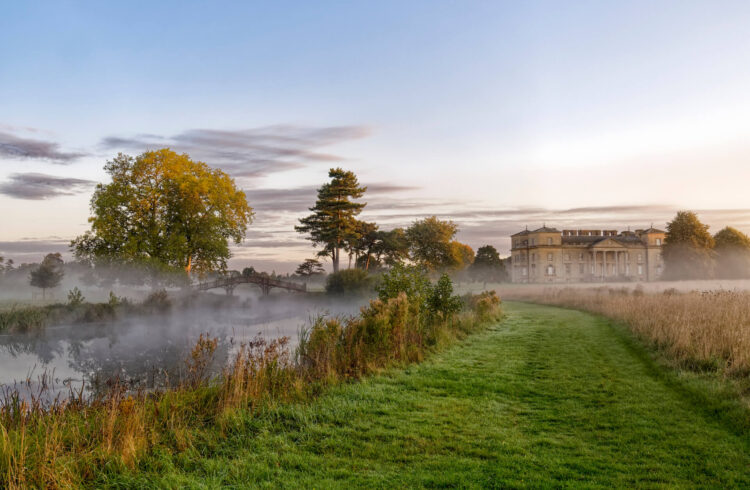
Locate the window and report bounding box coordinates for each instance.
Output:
[547,253,553,261]
[531,253,536,262]
[522,267,527,276]
[656,238,662,246]
[531,238,535,245]
[638,264,643,275]
[626,264,630,275]
[579,263,584,274]
[565,253,571,261]
[638,253,643,262]
[565,263,571,275]
[579,253,584,261]
[546,265,555,275]
[590,264,595,274]
[547,238,553,245]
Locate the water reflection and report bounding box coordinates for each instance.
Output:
[0,294,362,400]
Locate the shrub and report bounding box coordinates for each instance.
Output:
[426,274,463,318]
[463,290,501,321]
[325,269,372,295]
[107,291,123,308]
[375,263,431,303]
[143,289,171,311]
[67,287,85,306]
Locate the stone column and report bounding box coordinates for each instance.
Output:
[615,251,620,278]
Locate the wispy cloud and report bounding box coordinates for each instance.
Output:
[0,238,70,263]
[0,131,86,163]
[0,173,95,200]
[101,125,371,177]
[244,182,418,212]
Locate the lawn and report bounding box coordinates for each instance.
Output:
[98,302,750,488]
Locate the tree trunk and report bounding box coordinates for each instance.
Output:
[333,248,340,273]
[185,255,192,274]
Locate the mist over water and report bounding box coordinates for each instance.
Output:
[0,289,366,401]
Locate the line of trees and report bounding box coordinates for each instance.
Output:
[3,158,511,293]
[294,167,507,282]
[662,211,750,280]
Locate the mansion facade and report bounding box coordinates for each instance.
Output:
[510,226,665,283]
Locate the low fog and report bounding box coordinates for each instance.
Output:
[0,268,364,401]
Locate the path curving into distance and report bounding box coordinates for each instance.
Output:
[105,302,750,487]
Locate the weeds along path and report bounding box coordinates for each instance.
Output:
[106,302,750,488]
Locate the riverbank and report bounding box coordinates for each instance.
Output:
[1,287,500,488]
[96,302,750,487]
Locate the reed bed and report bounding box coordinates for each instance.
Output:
[504,286,750,376]
[0,289,501,488]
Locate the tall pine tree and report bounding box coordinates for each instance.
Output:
[296,168,367,273]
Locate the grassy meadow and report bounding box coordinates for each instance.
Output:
[91,302,750,487]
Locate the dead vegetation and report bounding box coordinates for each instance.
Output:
[503,286,750,376]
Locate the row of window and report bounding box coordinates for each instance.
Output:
[514,252,646,263]
[513,237,556,247]
[519,264,646,276]
[515,238,663,248]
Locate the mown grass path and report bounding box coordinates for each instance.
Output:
[107,302,750,488]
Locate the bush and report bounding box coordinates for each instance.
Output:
[375,264,431,303]
[143,289,172,311]
[426,274,463,318]
[67,287,85,306]
[463,290,501,321]
[325,269,373,295]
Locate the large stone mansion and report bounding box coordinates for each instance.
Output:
[510,226,665,283]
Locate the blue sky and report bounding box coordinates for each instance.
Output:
[3,1,750,271]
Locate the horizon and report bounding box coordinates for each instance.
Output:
[3,1,750,272]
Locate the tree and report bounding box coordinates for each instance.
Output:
[295,258,325,277]
[30,253,64,299]
[349,221,379,270]
[448,241,474,270]
[71,149,253,276]
[713,226,750,279]
[355,227,410,270]
[405,216,459,270]
[469,245,508,284]
[295,168,367,273]
[662,211,715,279]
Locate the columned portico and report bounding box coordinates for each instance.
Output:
[511,226,665,283]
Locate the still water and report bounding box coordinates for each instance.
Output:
[0,294,362,400]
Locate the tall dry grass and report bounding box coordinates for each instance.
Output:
[504,287,750,376]
[0,290,502,488]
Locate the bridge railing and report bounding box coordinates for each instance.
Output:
[195,273,306,293]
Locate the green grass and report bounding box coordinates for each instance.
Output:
[97,302,750,488]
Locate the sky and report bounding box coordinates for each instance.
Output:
[2,1,750,272]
